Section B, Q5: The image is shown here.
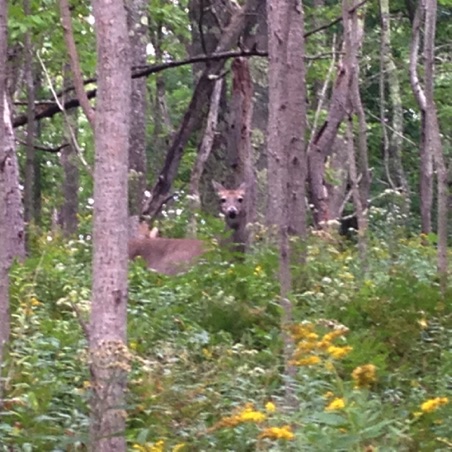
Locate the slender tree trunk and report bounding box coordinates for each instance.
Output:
[409,2,432,234]
[24,0,36,229]
[128,0,148,219]
[423,0,447,291]
[1,97,25,262]
[286,0,307,239]
[0,0,9,373]
[89,0,131,449]
[188,77,223,237]
[379,0,408,199]
[60,64,79,236]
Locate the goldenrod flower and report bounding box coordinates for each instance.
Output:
[327,345,352,359]
[291,355,321,366]
[325,397,345,411]
[239,406,266,423]
[290,323,315,340]
[214,404,266,429]
[420,397,449,413]
[352,364,377,388]
[259,425,294,440]
[265,401,276,413]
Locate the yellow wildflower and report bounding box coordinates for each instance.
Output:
[265,401,276,413]
[214,404,266,429]
[327,345,352,359]
[239,406,266,423]
[254,265,263,276]
[352,364,377,388]
[291,355,321,366]
[129,341,138,350]
[323,391,335,399]
[30,297,42,306]
[420,397,449,413]
[172,443,186,452]
[132,445,147,452]
[290,323,315,340]
[325,397,345,411]
[259,425,294,440]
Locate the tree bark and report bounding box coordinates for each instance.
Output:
[89,0,131,449]
[423,0,447,291]
[286,0,307,239]
[379,0,409,198]
[127,0,148,218]
[227,58,256,245]
[409,2,432,234]
[0,0,9,372]
[60,64,79,236]
[59,0,96,128]
[23,0,35,229]
[267,0,306,410]
[188,78,223,237]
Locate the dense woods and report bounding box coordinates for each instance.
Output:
[0,0,451,450]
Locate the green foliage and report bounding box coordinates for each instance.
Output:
[2,220,451,449]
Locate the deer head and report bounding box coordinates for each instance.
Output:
[212,181,246,231]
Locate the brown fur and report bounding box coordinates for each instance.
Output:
[128,237,206,275]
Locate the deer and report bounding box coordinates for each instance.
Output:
[128,181,247,275]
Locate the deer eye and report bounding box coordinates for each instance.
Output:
[220,198,227,203]
[237,197,243,203]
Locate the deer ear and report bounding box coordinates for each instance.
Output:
[212,180,225,193]
[237,182,247,192]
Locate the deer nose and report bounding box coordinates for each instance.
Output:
[227,207,238,219]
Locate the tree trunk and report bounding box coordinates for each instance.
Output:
[89,0,131,449]
[0,0,9,372]
[267,0,306,410]
[409,2,432,234]
[60,64,79,236]
[188,77,223,237]
[1,97,25,262]
[423,0,447,292]
[379,0,409,199]
[128,0,148,219]
[286,0,307,239]
[24,0,36,230]
[227,58,256,246]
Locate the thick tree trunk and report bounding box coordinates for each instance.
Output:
[128,0,148,219]
[267,0,306,410]
[89,0,131,449]
[227,58,256,245]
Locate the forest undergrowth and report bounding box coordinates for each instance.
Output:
[1,207,451,451]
